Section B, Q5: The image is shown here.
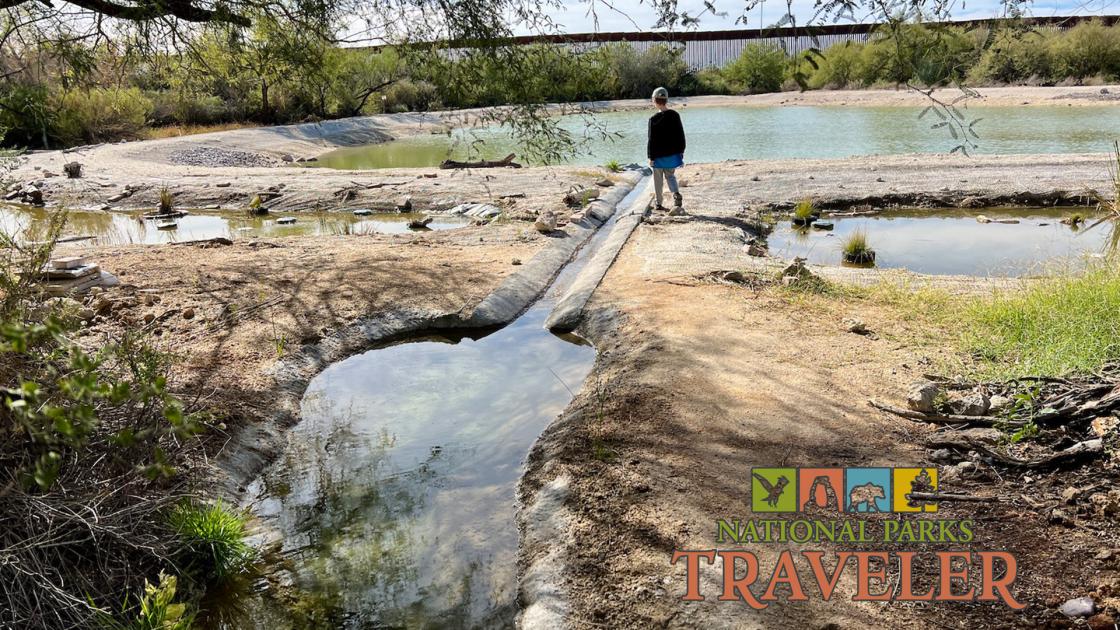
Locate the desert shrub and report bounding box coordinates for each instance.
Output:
[382,79,441,112]
[0,84,57,148]
[148,91,232,126]
[723,44,787,93]
[808,41,868,88]
[857,24,977,86]
[596,43,694,98]
[52,87,153,145]
[694,66,733,94]
[1049,19,1120,79]
[969,30,1055,83]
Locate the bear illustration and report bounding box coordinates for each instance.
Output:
[847,482,886,512]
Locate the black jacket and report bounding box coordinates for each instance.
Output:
[647,109,686,160]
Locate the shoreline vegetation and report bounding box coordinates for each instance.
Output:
[5,19,1120,151]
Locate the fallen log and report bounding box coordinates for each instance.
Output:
[440,153,521,170]
[868,400,1018,427]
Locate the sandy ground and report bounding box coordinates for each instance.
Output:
[518,171,1120,629]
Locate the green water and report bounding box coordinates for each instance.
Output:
[0,205,469,245]
[768,207,1108,276]
[312,105,1120,169]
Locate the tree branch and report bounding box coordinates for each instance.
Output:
[2,0,251,26]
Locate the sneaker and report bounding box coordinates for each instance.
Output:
[654,204,670,212]
[673,192,683,207]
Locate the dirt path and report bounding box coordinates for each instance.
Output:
[518,174,1118,628]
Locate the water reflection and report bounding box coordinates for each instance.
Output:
[767,207,1108,276]
[245,286,596,628]
[0,204,469,245]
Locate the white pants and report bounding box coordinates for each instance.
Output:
[653,167,679,206]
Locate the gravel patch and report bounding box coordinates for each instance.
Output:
[167,146,279,168]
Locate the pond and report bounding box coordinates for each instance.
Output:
[767,207,1109,276]
[0,204,469,245]
[216,187,643,630]
[311,105,1120,169]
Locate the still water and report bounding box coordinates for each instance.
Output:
[312,105,1120,169]
[227,188,636,629]
[0,204,468,244]
[769,207,1108,276]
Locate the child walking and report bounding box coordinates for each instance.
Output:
[647,87,686,212]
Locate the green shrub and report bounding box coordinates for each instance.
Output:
[808,41,868,88]
[52,87,153,145]
[169,501,256,582]
[149,91,232,126]
[841,229,875,263]
[382,79,440,112]
[724,44,787,93]
[1050,19,1120,79]
[969,30,1054,83]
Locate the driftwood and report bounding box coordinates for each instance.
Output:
[907,491,990,503]
[440,153,521,170]
[927,435,1103,468]
[868,400,1017,427]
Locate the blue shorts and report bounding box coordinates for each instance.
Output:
[652,154,684,169]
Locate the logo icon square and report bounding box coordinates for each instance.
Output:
[751,467,796,512]
[893,467,939,513]
[798,468,844,512]
[844,468,891,513]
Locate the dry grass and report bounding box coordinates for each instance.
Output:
[141,122,259,141]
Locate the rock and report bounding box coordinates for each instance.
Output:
[280,154,294,162]
[812,221,834,230]
[750,175,760,182]
[1095,549,1114,561]
[843,318,868,334]
[1089,491,1120,517]
[449,203,501,219]
[721,270,745,283]
[929,448,954,462]
[182,308,195,320]
[989,395,1013,413]
[1062,487,1081,504]
[743,241,767,257]
[1049,508,1071,525]
[407,216,433,229]
[93,298,113,315]
[875,176,885,182]
[907,380,941,413]
[1059,596,1096,618]
[668,206,687,217]
[976,215,992,224]
[63,162,82,178]
[948,391,990,416]
[595,179,614,187]
[511,258,522,266]
[25,186,44,205]
[216,182,232,188]
[143,313,155,324]
[397,196,413,212]
[534,210,558,233]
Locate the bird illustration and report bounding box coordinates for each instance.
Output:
[752,472,789,508]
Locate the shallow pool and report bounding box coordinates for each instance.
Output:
[0,204,469,245]
[768,207,1108,276]
[312,105,1120,169]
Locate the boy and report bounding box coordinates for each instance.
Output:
[647,86,686,212]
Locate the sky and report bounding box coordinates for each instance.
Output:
[536,0,1120,34]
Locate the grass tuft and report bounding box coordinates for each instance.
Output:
[841,229,875,264]
[604,159,622,173]
[793,198,815,221]
[168,501,255,582]
[158,188,174,213]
